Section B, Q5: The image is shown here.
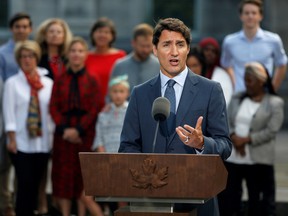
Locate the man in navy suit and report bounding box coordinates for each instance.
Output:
[119,18,232,216]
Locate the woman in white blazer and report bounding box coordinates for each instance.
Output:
[3,40,53,216]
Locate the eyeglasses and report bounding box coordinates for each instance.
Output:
[20,54,35,59]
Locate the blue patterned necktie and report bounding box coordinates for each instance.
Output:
[164,79,176,135]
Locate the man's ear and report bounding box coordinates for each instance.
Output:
[131,39,135,49]
[259,14,263,22]
[153,45,157,57]
[187,45,190,56]
[28,26,33,34]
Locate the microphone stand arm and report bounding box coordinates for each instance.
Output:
[152,121,160,153]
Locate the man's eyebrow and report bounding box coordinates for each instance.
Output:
[161,40,172,44]
[176,39,186,43]
[161,39,185,44]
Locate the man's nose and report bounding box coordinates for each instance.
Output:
[19,27,26,32]
[170,45,178,56]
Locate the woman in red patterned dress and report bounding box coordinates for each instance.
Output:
[50,37,103,216]
[85,17,126,110]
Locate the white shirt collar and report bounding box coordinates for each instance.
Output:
[160,66,188,88]
[240,28,264,40]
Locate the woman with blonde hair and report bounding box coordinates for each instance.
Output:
[35,18,72,80]
[35,18,72,215]
[3,40,53,216]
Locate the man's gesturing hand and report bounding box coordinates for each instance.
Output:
[176,116,204,150]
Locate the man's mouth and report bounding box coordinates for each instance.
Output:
[169,59,179,66]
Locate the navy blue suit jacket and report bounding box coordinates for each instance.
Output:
[119,69,232,215]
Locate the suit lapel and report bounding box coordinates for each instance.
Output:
[148,75,170,137]
[176,71,200,126]
[148,75,162,104]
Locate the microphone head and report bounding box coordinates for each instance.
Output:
[151,97,170,121]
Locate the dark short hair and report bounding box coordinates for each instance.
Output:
[187,45,207,76]
[238,0,263,15]
[89,17,116,47]
[152,18,191,47]
[133,23,153,40]
[9,12,32,28]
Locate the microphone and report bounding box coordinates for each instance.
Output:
[151,97,170,152]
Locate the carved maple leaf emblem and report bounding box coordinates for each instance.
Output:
[130,158,168,189]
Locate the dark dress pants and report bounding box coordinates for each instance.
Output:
[218,162,262,216]
[254,164,276,216]
[10,151,50,216]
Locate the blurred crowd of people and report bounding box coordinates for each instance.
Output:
[0,0,287,216]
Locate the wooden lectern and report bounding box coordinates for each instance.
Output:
[79,153,227,216]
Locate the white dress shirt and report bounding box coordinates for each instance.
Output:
[160,67,188,112]
[211,66,233,107]
[3,67,54,153]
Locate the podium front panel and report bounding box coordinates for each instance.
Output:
[79,153,227,201]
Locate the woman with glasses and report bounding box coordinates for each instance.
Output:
[3,40,53,216]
